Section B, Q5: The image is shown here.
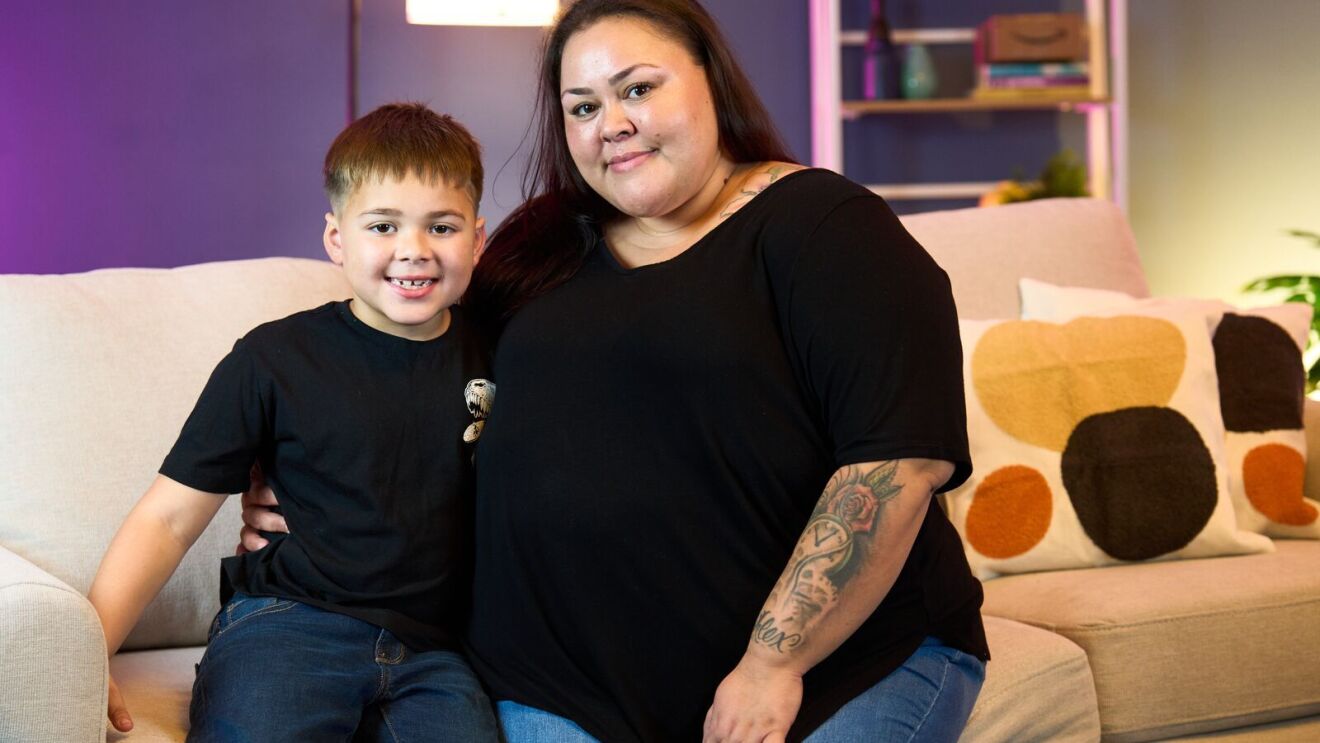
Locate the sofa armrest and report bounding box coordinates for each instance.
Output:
[1307,399,1320,504]
[0,545,108,743]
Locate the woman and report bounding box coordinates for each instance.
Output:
[241,1,988,740]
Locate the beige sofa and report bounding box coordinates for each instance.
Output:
[2,198,1317,742]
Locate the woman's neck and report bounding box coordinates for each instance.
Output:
[635,159,743,236]
[606,159,751,267]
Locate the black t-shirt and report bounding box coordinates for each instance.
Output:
[160,301,491,651]
[466,170,988,741]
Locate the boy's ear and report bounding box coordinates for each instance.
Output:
[472,217,488,265]
[323,212,344,265]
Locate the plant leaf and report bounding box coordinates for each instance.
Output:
[1243,275,1317,292]
[1285,228,1320,247]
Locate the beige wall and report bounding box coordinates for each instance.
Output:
[1128,0,1320,302]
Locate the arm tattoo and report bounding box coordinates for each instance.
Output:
[754,462,904,653]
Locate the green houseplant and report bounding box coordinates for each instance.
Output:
[1242,229,1320,392]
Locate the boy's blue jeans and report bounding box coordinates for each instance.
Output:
[187,593,497,743]
[497,637,985,743]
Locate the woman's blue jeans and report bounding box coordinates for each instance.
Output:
[496,637,984,743]
[187,593,498,742]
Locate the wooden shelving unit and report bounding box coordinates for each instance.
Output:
[808,0,1129,209]
[842,97,1111,115]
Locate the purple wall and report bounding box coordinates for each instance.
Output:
[0,1,345,274]
[4,0,1064,273]
[1,0,811,274]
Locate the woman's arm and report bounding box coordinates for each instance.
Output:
[702,457,953,743]
[87,474,227,731]
[237,464,288,553]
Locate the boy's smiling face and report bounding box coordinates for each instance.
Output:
[323,173,485,341]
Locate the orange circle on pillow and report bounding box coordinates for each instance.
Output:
[1243,443,1317,526]
[966,465,1053,558]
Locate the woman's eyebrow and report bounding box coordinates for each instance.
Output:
[561,63,658,98]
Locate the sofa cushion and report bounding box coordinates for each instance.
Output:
[961,616,1101,743]
[900,198,1150,320]
[0,258,350,650]
[981,540,1320,742]
[110,646,204,742]
[116,623,1101,743]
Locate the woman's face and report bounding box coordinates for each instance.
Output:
[559,17,726,220]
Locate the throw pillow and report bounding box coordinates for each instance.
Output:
[944,310,1273,579]
[1019,278,1319,538]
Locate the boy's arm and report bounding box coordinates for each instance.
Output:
[89,474,227,656]
[87,474,227,732]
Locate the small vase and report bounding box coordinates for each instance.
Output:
[901,43,938,100]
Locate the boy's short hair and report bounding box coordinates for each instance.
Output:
[324,103,483,214]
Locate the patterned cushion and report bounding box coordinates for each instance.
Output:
[1019,278,1319,539]
[944,307,1272,577]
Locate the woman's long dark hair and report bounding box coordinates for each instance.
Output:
[465,0,796,329]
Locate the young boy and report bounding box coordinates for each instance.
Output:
[87,103,499,741]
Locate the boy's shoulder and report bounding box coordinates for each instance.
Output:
[239,301,344,347]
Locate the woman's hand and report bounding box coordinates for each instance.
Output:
[236,464,287,555]
[702,655,802,743]
[107,673,133,732]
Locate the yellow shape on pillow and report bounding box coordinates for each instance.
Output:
[972,317,1186,451]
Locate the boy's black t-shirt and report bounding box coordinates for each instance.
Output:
[466,169,988,742]
[160,301,491,651]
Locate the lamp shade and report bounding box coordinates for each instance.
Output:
[405,0,559,26]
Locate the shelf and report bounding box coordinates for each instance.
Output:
[839,27,977,46]
[843,96,1111,116]
[807,0,1127,209]
[866,182,996,201]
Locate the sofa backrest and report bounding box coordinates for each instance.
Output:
[0,199,1152,650]
[900,197,1150,319]
[0,258,350,649]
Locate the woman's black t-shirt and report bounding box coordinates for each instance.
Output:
[467,169,987,741]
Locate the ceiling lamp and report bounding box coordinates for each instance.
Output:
[405,0,559,27]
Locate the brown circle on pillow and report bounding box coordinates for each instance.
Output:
[1243,443,1317,525]
[1062,407,1217,561]
[965,465,1053,559]
[1214,313,1305,432]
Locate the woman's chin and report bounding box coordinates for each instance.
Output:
[606,189,682,220]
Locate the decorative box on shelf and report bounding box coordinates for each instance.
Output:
[977,13,1089,63]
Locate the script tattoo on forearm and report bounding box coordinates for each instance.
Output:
[753,462,904,655]
[753,610,802,652]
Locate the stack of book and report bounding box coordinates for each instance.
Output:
[975,62,1090,100]
[972,13,1092,101]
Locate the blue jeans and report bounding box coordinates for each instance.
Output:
[496,637,984,743]
[187,593,498,743]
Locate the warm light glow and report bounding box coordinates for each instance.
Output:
[405,0,558,27]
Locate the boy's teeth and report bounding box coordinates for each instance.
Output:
[390,278,434,288]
